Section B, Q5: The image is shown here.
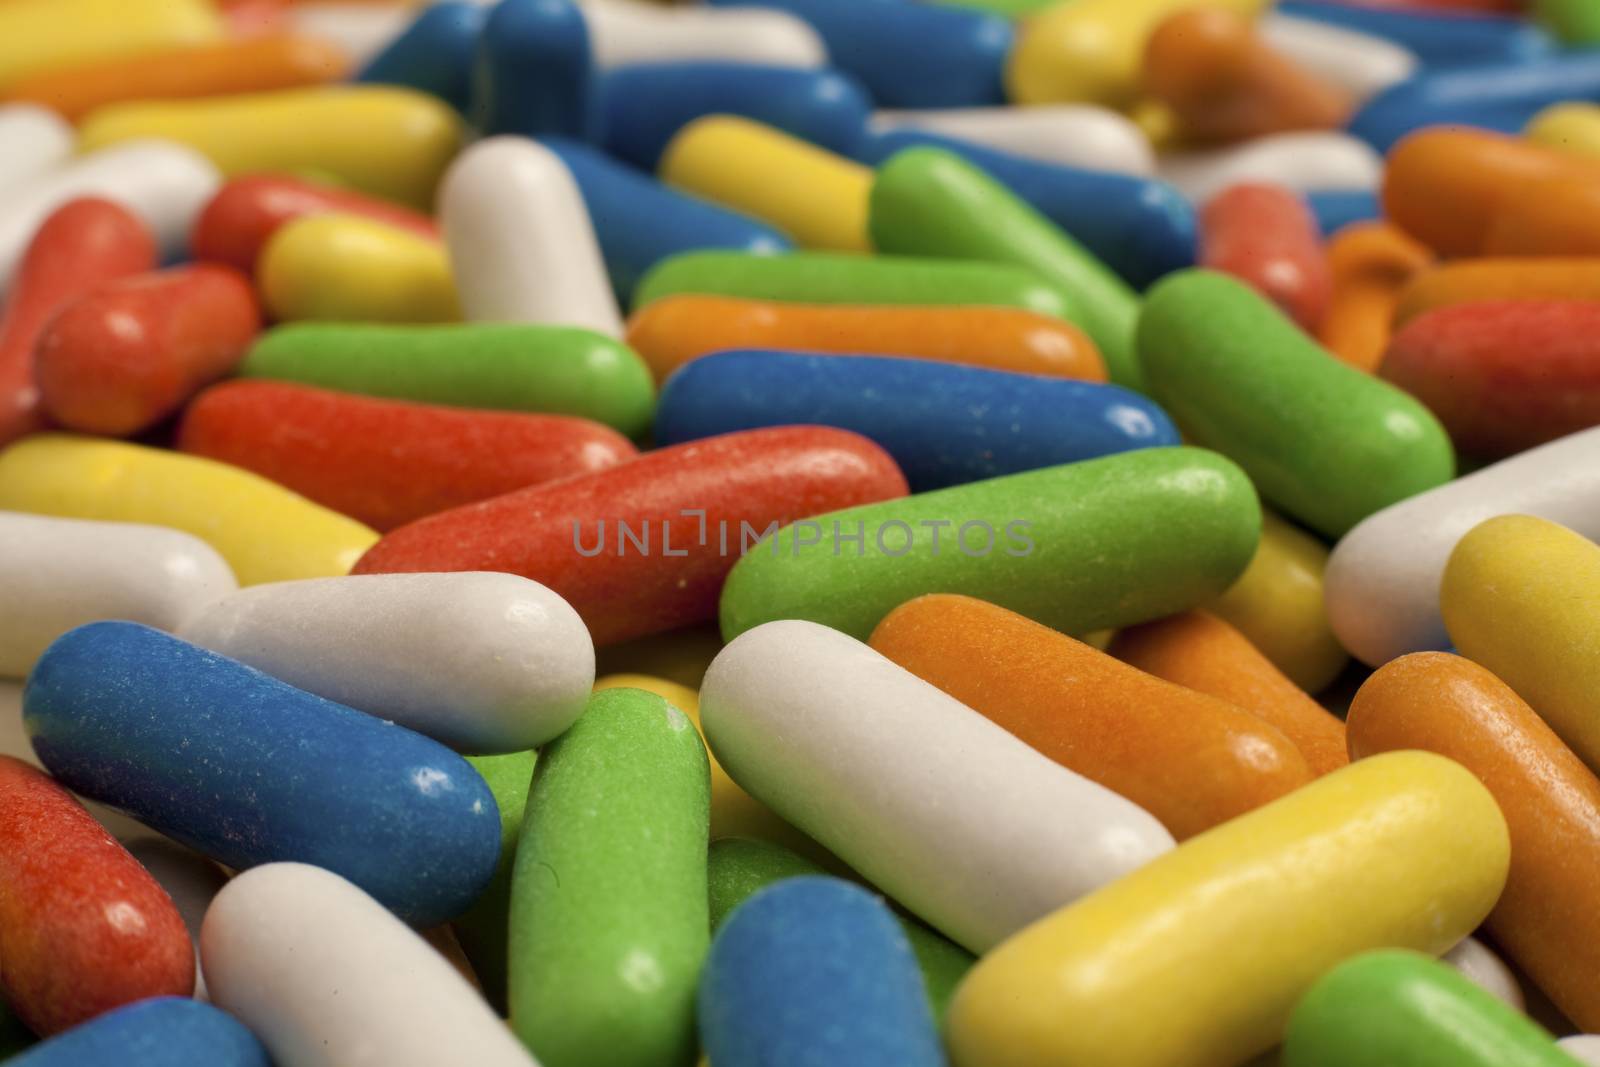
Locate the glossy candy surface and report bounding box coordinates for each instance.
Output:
[473,0,594,141]
[1318,221,1433,372]
[1396,258,1600,324]
[257,213,457,323]
[1200,182,1331,331]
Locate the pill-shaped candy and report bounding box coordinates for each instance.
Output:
[281,3,411,64]
[509,688,708,1067]
[35,265,259,437]
[1282,951,1573,1067]
[1563,1037,1600,1066]
[656,351,1173,491]
[0,512,234,678]
[1258,14,1416,103]
[1527,102,1600,162]
[1200,182,1331,331]
[179,572,592,753]
[1318,221,1433,372]
[700,877,944,1067]
[1278,0,1552,66]
[946,751,1510,1067]
[204,863,534,1067]
[870,105,1153,175]
[357,426,906,645]
[0,756,194,1034]
[721,445,1259,641]
[356,2,482,113]
[1348,652,1600,1030]
[583,0,826,68]
[6,998,268,1067]
[1157,131,1382,204]
[1539,0,1600,43]
[473,0,594,141]
[27,622,499,925]
[123,836,226,1001]
[453,745,534,1013]
[1482,177,1600,256]
[1139,270,1454,538]
[1395,258,1600,325]
[240,322,654,436]
[700,620,1175,952]
[1306,188,1380,235]
[258,213,457,324]
[1446,937,1524,1009]
[0,105,73,194]
[0,0,220,90]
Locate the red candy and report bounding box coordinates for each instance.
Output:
[1380,300,1600,459]
[179,380,640,531]
[191,174,440,274]
[0,756,194,1035]
[1200,182,1332,332]
[0,199,157,445]
[35,264,262,437]
[354,425,909,645]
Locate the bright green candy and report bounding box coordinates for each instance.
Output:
[868,146,1144,391]
[1138,270,1455,539]
[719,445,1260,641]
[1537,0,1600,42]
[1283,951,1577,1067]
[454,749,536,1013]
[509,689,710,1067]
[240,323,656,438]
[631,249,1081,323]
[707,838,975,1025]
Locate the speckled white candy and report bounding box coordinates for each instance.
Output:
[1157,132,1382,203]
[1260,15,1417,103]
[1560,1035,1600,1065]
[178,572,594,754]
[203,863,540,1067]
[1444,936,1523,1009]
[1,511,237,678]
[1326,427,1600,667]
[871,105,1155,175]
[580,0,826,68]
[698,620,1175,954]
[0,105,73,196]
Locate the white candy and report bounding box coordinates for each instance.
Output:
[1326,427,1600,668]
[1259,14,1417,104]
[1157,132,1382,203]
[1561,1036,1600,1066]
[203,863,538,1067]
[440,136,622,336]
[0,105,73,195]
[699,620,1175,953]
[286,2,413,65]
[0,139,220,291]
[1,512,236,678]
[1443,936,1523,1009]
[871,105,1156,176]
[125,837,228,1001]
[178,572,594,754]
[579,0,826,68]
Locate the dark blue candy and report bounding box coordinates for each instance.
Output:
[706,0,1010,108]
[699,877,943,1067]
[598,62,870,170]
[544,138,791,303]
[473,0,597,141]
[1279,1,1554,67]
[1307,189,1380,237]
[357,1,485,114]
[23,622,501,927]
[854,127,1196,289]
[9,998,268,1067]
[655,350,1179,491]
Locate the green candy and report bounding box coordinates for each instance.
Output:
[454,749,536,1013]
[1283,951,1576,1067]
[509,689,710,1067]
[719,445,1260,641]
[707,839,975,1025]
[1537,0,1600,42]
[240,323,656,438]
[869,146,1144,390]
[1138,270,1455,539]
[632,249,1081,323]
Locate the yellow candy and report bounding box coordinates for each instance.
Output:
[0,435,377,586]
[258,214,459,324]
[1007,0,1269,107]
[77,87,462,210]
[1207,509,1348,694]
[0,0,219,91]
[660,115,872,253]
[594,623,724,689]
[946,751,1509,1067]
[1525,102,1600,162]
[1443,513,1600,774]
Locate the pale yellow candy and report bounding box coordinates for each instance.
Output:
[1526,102,1600,162]
[1443,513,1600,774]
[660,115,871,253]
[0,435,377,586]
[77,86,462,210]
[258,214,459,324]
[1008,0,1270,107]
[946,751,1509,1067]
[0,0,220,91]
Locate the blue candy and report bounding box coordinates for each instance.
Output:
[655,350,1178,491]
[598,62,870,170]
[544,137,791,303]
[854,127,1196,289]
[1307,189,1381,237]
[23,622,500,927]
[1278,0,1553,67]
[9,998,268,1067]
[474,0,596,141]
[357,1,485,114]
[699,877,945,1067]
[706,0,1010,108]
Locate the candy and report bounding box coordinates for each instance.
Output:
[473,0,595,141]
[257,213,458,323]
[1200,182,1332,331]
[6,998,268,1067]
[0,105,73,193]
[123,837,226,1001]
[1138,270,1454,539]
[1447,938,1525,1008]
[699,877,945,1067]
[720,446,1259,641]
[945,752,1510,1067]
[0,0,220,90]
[1277,0,1553,66]
[509,688,709,1067]
[1538,0,1600,42]
[279,6,411,66]
[1318,221,1433,372]
[699,620,1175,951]
[356,2,483,113]
[1563,1037,1600,1066]
[1395,257,1600,325]
[582,0,826,68]
[1527,102,1600,161]
[1155,131,1382,203]
[1257,14,1416,103]
[203,863,535,1067]
[868,105,1155,175]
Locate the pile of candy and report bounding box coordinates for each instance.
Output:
[2,0,1600,1063]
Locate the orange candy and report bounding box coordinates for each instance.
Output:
[622,294,1107,384]
[1483,177,1600,256]
[1109,611,1348,776]
[1316,222,1433,372]
[868,594,1314,841]
[1394,257,1600,327]
[1347,652,1600,1031]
